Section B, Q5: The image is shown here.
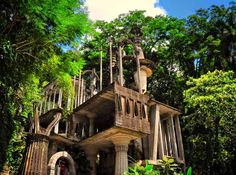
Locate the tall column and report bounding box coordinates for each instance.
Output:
[111,135,132,175]
[84,147,98,175]
[150,104,160,160]
[118,46,124,86]
[21,134,49,175]
[114,144,129,175]
[100,48,103,91]
[87,113,96,137]
[89,118,95,136]
[174,115,185,162]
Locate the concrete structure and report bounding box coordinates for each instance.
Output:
[20,36,185,175]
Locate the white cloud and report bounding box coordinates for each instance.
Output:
[84,0,167,21]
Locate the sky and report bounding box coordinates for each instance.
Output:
[84,0,233,21]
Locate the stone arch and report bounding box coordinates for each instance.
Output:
[48,151,76,175]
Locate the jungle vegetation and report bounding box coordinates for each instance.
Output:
[0,0,235,174]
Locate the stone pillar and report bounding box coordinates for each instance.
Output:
[134,69,147,93]
[114,144,129,175]
[87,113,96,137]
[149,104,160,160]
[84,147,98,175]
[89,118,95,136]
[111,135,132,175]
[21,134,49,175]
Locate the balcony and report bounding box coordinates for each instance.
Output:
[67,82,150,148]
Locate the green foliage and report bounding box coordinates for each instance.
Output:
[125,160,157,175]
[0,0,89,172]
[185,2,236,75]
[0,1,235,174]
[156,156,179,175]
[125,162,157,175]
[82,5,235,174]
[125,156,181,175]
[20,0,90,43]
[41,51,85,98]
[180,167,192,175]
[183,70,236,174]
[186,167,192,175]
[82,11,187,108]
[6,123,26,172]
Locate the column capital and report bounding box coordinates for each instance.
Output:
[110,133,134,145]
[115,145,128,152]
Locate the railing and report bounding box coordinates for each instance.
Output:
[37,76,151,141]
[114,83,150,134]
[37,70,100,137]
[38,69,100,117]
[67,83,151,142]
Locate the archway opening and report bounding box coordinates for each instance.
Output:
[48,151,76,175]
[55,157,70,175]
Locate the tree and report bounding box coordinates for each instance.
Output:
[186,3,236,76]
[81,11,187,108]
[0,0,89,172]
[183,70,236,175]
[81,4,236,174]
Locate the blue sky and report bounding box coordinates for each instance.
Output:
[158,0,232,19]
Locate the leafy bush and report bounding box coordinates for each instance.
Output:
[124,156,190,175]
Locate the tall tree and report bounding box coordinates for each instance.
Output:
[183,70,236,175]
[0,0,89,172]
[81,3,236,174]
[81,11,187,108]
[185,2,236,76]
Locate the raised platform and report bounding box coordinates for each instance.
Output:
[78,126,142,150]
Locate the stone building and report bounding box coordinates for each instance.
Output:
[20,38,185,175]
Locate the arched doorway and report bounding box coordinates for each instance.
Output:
[48,151,76,175]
